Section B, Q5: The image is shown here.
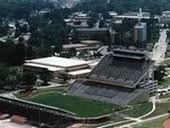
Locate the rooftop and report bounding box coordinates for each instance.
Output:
[115,15,150,19]
[24,63,64,72]
[76,28,108,32]
[26,56,89,68]
[63,44,87,49]
[80,40,101,44]
[68,69,91,76]
[135,23,147,29]
[108,11,118,16]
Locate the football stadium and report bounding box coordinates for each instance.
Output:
[69,47,158,105]
[0,47,158,127]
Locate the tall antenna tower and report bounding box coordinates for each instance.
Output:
[138,8,143,23]
[107,0,111,4]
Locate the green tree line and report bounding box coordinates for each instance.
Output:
[75,0,170,15]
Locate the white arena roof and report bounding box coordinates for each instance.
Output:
[26,56,89,68]
[24,63,64,72]
[68,69,91,76]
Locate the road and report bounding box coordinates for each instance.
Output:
[152,29,168,64]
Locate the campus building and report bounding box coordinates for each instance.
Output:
[23,56,92,79]
[112,11,151,21]
[75,28,110,41]
[160,11,170,24]
[134,22,147,43]
[62,40,101,52]
[64,12,90,28]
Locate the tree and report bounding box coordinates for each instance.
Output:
[0,21,9,37]
[5,67,23,90]
[78,49,88,58]
[23,72,37,86]
[75,0,170,15]
[0,62,23,90]
[168,109,170,118]
[40,69,52,85]
[0,41,26,66]
[99,20,105,28]
[60,73,71,82]
[0,0,54,19]
[0,63,8,89]
[28,10,70,57]
[154,65,167,82]
[167,30,170,40]
[69,48,76,57]
[87,19,94,28]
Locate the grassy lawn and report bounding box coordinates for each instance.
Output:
[21,90,115,117]
[146,43,154,52]
[159,77,170,88]
[149,101,170,117]
[120,102,152,118]
[133,116,167,128]
[36,86,67,93]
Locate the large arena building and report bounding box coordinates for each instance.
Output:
[23,56,92,79]
[68,47,158,106]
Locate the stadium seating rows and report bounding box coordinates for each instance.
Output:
[69,51,154,106]
[88,54,153,87]
[68,81,145,106]
[0,97,74,128]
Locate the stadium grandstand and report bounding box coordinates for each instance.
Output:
[68,47,158,106]
[0,96,75,128]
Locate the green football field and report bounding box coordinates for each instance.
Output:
[25,90,115,117]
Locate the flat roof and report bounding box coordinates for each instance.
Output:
[77,28,108,32]
[115,15,150,19]
[26,56,89,68]
[24,63,64,72]
[80,40,100,44]
[63,44,87,49]
[88,61,99,67]
[68,69,91,76]
[108,11,118,16]
[64,19,72,22]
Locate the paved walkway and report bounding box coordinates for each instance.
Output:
[97,120,130,128]
[116,113,168,128]
[97,95,157,128]
[138,97,156,119]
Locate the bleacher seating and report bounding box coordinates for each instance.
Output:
[0,97,74,128]
[68,81,145,106]
[69,49,154,106]
[88,54,153,88]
